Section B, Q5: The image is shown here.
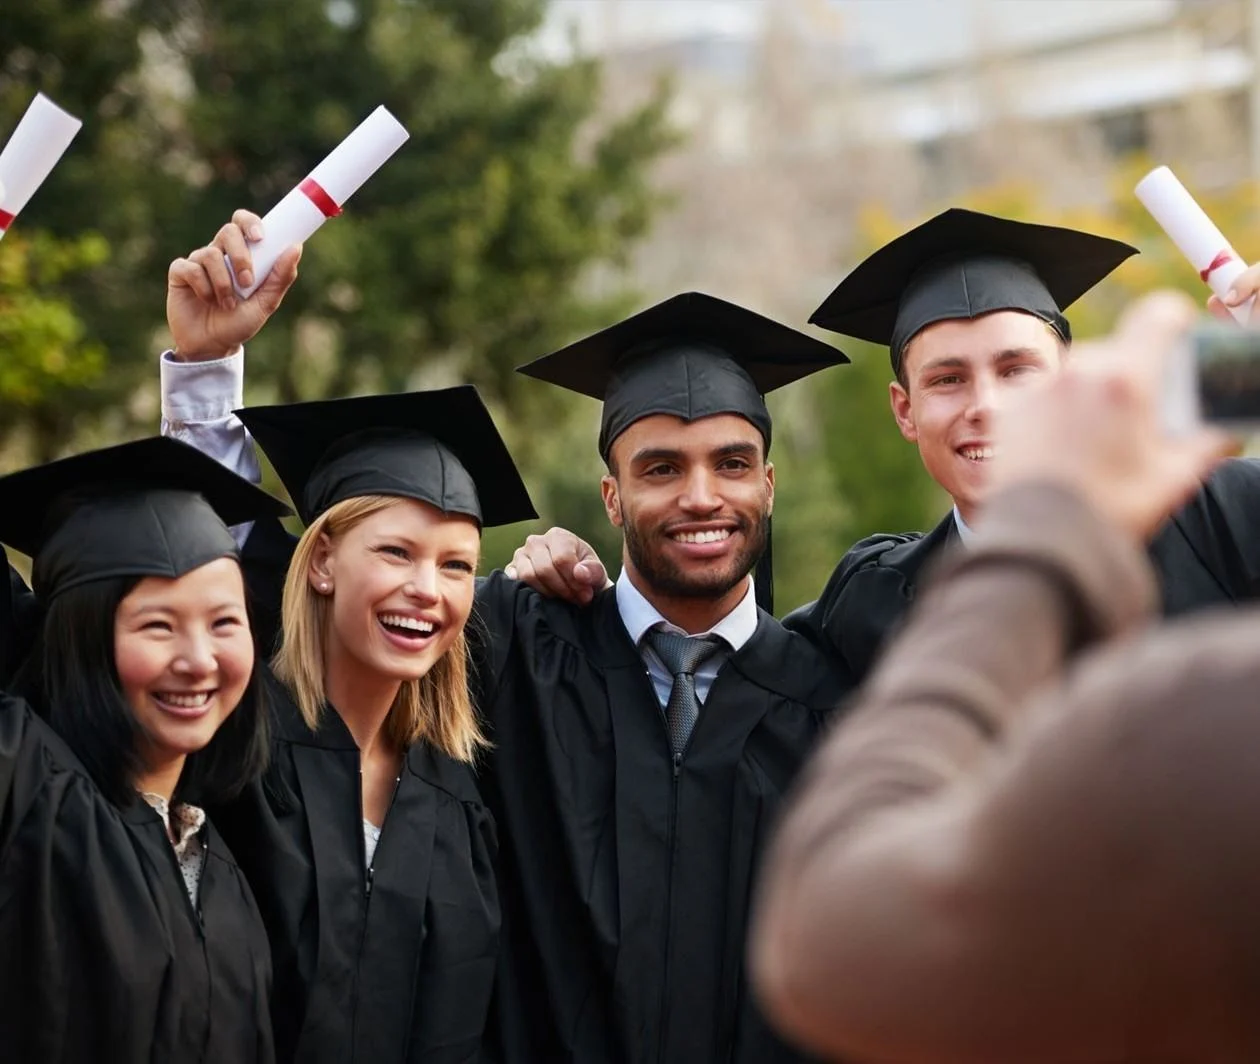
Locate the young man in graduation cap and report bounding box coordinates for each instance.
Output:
[159,212,851,1063]
[780,207,1260,681]
[479,291,850,1064]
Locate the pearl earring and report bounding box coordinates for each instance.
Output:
[319,582,330,593]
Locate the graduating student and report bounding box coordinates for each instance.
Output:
[210,389,536,1064]
[160,212,852,1062]
[165,210,538,1064]
[782,208,1260,680]
[0,435,286,1064]
[474,293,850,1064]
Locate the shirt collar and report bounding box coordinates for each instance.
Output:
[139,791,207,855]
[952,504,975,545]
[615,568,758,651]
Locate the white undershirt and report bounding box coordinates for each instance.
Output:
[952,504,975,545]
[363,819,382,870]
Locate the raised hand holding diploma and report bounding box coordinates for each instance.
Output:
[0,93,82,239]
[1136,166,1255,322]
[228,105,409,299]
[168,209,303,362]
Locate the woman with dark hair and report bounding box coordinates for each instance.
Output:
[162,217,537,1064]
[0,434,289,1064]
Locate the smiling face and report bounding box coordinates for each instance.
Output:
[114,557,254,790]
[602,413,773,613]
[890,310,1066,523]
[310,497,480,693]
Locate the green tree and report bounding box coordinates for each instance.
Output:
[0,230,110,457]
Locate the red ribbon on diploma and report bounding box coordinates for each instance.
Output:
[299,177,342,219]
[1200,248,1236,283]
[0,208,15,231]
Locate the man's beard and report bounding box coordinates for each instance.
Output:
[622,508,769,600]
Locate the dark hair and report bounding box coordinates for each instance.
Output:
[12,573,270,808]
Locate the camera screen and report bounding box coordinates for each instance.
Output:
[1195,327,1260,425]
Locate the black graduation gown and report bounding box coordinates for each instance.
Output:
[209,680,500,1064]
[472,571,848,1064]
[783,457,1260,683]
[0,693,274,1063]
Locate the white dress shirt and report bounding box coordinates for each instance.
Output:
[952,504,975,545]
[160,348,258,545]
[615,568,759,707]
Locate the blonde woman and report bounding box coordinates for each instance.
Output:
[165,219,536,1064]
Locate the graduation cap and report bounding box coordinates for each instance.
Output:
[235,385,537,528]
[809,208,1138,376]
[0,435,291,600]
[516,292,849,612]
[516,291,849,461]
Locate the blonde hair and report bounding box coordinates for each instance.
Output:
[272,494,486,763]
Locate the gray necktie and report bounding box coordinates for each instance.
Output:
[645,629,724,756]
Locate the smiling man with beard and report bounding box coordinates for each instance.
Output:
[472,292,853,1064]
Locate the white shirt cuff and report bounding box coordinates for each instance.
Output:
[160,347,244,423]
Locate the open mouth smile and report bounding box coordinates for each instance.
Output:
[377,612,441,649]
[152,690,216,717]
[670,529,732,544]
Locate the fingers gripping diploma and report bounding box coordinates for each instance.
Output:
[1208,261,1260,323]
[166,209,303,362]
[986,291,1232,541]
[505,528,611,605]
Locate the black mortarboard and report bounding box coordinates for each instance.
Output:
[515,291,849,461]
[809,208,1138,375]
[235,385,537,528]
[0,436,291,599]
[516,292,849,613]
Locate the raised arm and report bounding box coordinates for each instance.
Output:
[162,213,303,646]
[162,209,302,496]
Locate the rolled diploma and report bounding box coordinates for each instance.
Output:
[231,105,410,298]
[0,93,83,240]
[1136,165,1253,322]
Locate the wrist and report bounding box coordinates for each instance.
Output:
[170,343,240,363]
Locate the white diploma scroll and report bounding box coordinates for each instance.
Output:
[0,93,83,240]
[1136,165,1254,322]
[230,105,410,298]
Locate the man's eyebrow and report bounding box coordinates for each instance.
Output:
[918,348,1046,376]
[917,356,968,375]
[630,447,684,465]
[711,442,760,459]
